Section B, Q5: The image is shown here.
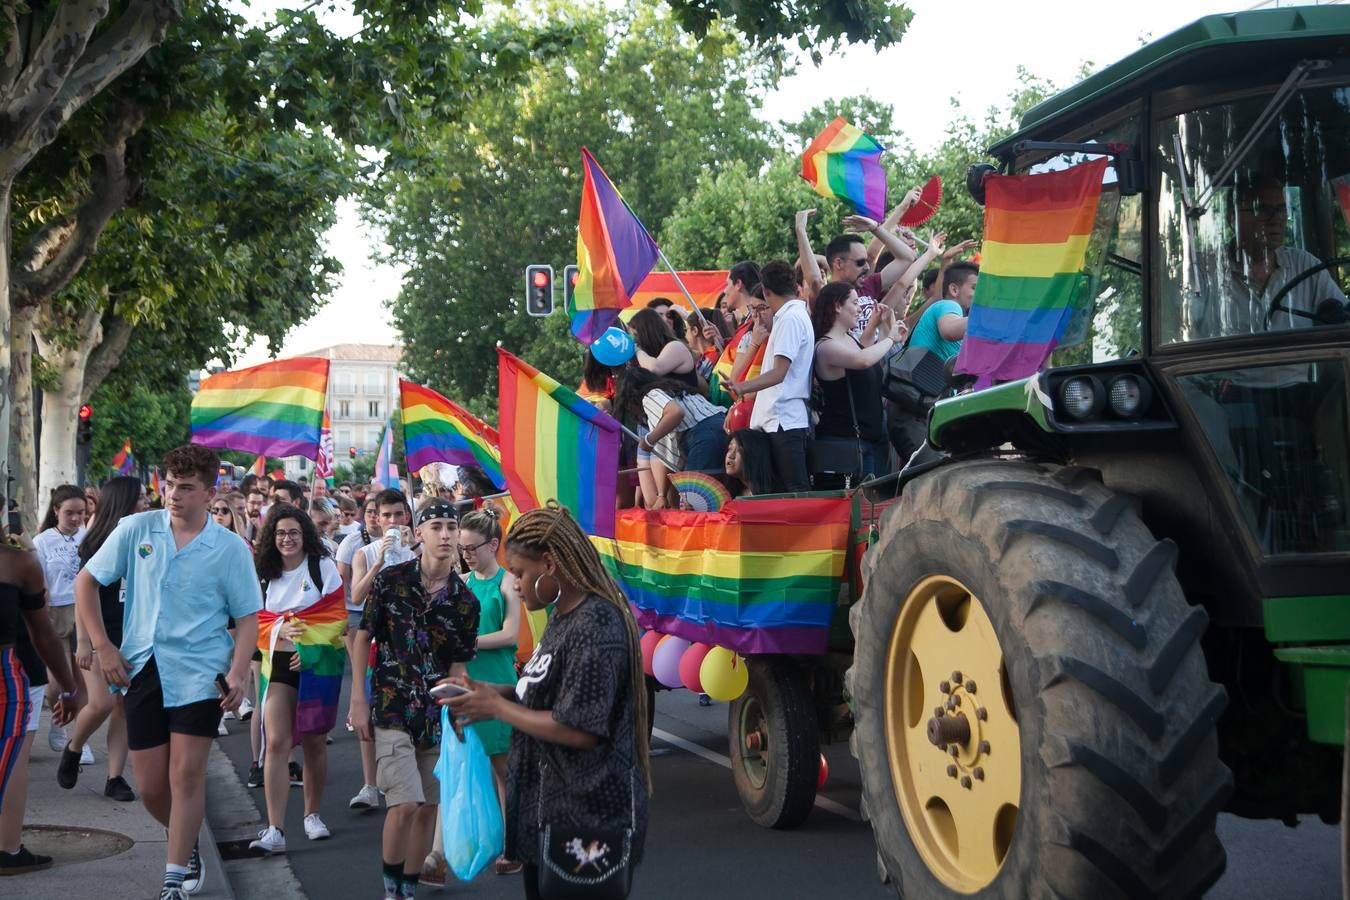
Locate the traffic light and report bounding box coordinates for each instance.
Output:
[349,446,357,459]
[563,264,579,309]
[524,264,554,317]
[77,404,93,445]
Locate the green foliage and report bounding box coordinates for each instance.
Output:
[664,0,913,62]
[88,381,192,479]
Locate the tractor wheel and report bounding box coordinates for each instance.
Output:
[729,658,820,829]
[846,460,1231,898]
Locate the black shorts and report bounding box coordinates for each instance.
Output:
[124,657,223,751]
[268,651,300,690]
[252,648,263,662]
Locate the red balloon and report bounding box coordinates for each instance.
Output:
[817,753,829,789]
[678,642,713,693]
[725,398,753,433]
[641,631,663,677]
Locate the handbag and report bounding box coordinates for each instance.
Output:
[884,344,949,416]
[537,764,634,899]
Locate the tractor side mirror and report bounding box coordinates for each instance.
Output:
[966,163,998,205]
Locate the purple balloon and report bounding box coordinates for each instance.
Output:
[653,636,691,689]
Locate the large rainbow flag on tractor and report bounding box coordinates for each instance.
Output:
[596,498,852,656]
[497,347,622,538]
[569,148,661,344]
[256,578,346,742]
[190,357,330,459]
[400,380,505,490]
[800,116,887,220]
[111,439,134,476]
[956,157,1108,384]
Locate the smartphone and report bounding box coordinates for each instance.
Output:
[215,673,230,698]
[429,681,468,700]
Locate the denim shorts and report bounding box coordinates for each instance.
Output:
[683,413,728,474]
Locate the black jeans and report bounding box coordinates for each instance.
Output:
[768,426,811,493]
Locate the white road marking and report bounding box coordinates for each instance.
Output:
[651,726,863,822]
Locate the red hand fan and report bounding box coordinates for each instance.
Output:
[898,175,942,228]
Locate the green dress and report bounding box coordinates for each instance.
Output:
[466,568,518,756]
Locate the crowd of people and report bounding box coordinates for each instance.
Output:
[589,192,980,505]
[0,446,647,900]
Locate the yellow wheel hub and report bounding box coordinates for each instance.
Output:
[884,575,1021,892]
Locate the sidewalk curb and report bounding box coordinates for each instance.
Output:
[197,813,234,900]
[203,741,306,899]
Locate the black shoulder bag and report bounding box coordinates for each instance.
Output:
[809,339,866,488]
[883,343,949,417]
[537,763,634,899]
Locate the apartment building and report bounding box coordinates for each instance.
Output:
[283,343,403,481]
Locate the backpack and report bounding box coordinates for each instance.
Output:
[261,554,326,598]
[883,345,950,417]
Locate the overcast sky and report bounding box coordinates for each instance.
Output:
[231,0,1303,365]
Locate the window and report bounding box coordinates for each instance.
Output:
[333,371,355,394]
[1155,83,1350,344]
[368,400,381,419]
[338,400,351,418]
[337,429,352,451]
[364,371,385,394]
[364,429,381,451]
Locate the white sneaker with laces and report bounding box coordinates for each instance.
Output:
[47,722,68,753]
[248,825,286,854]
[222,709,236,720]
[348,784,380,810]
[79,745,94,765]
[238,698,254,721]
[303,813,331,840]
[216,720,229,736]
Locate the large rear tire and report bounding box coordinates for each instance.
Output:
[729,658,820,829]
[847,460,1231,898]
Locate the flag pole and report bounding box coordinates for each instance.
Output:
[654,247,725,352]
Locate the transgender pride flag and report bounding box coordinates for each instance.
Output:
[373,419,399,489]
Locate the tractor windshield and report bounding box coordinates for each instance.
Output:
[1156,83,1350,343]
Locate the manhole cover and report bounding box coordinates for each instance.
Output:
[21,825,134,865]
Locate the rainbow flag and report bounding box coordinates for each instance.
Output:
[400,381,505,490]
[594,497,852,655]
[149,467,161,499]
[570,148,661,344]
[497,347,622,539]
[706,321,765,408]
[800,117,887,220]
[956,157,1108,384]
[250,455,266,478]
[257,588,347,741]
[191,357,330,459]
[111,439,134,476]
[623,270,729,318]
[373,419,398,489]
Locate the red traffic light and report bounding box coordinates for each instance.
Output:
[79,404,93,420]
[532,270,550,288]
[348,447,357,458]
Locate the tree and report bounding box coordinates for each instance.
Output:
[665,0,912,61]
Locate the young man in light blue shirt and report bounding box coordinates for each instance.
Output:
[75,445,261,900]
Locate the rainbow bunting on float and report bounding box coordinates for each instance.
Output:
[569,148,662,344]
[594,498,852,656]
[190,357,330,459]
[111,439,134,476]
[399,381,505,490]
[956,157,1108,383]
[257,588,346,740]
[800,117,888,220]
[497,347,622,538]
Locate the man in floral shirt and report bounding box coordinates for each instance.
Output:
[349,499,478,900]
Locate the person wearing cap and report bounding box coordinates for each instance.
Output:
[348,499,479,900]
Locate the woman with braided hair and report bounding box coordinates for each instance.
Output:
[441,502,649,900]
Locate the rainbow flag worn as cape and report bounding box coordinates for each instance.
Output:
[800,117,887,220]
[706,320,767,407]
[257,584,347,741]
[111,439,134,476]
[594,498,851,655]
[497,347,622,539]
[400,381,505,490]
[570,148,661,344]
[191,357,330,459]
[956,157,1109,384]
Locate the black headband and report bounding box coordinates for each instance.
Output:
[416,499,458,526]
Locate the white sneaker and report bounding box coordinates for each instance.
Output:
[222,709,236,720]
[348,784,380,810]
[80,745,94,765]
[238,698,253,721]
[303,813,331,841]
[217,720,229,736]
[47,722,68,753]
[248,825,286,854]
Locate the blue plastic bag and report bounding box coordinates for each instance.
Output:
[436,706,504,881]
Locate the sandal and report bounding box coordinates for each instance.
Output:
[421,851,447,887]
[494,856,524,875]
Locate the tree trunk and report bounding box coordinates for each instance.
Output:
[0,181,12,505]
[35,308,101,499]
[9,303,37,532]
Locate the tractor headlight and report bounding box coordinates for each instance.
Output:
[1107,375,1150,418]
[1058,376,1101,420]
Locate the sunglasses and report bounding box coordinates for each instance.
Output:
[211,506,232,515]
[849,257,869,268]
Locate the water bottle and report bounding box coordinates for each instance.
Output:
[384,528,402,568]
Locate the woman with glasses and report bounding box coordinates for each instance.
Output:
[249,505,345,852]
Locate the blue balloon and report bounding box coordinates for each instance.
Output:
[591,326,635,366]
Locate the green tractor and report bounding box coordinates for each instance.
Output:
[847,6,1350,897]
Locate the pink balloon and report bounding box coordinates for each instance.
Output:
[679,643,713,693]
[653,636,691,689]
[641,631,663,677]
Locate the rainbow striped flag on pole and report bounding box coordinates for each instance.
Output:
[956,157,1109,384]
[190,357,330,459]
[111,439,134,476]
[497,347,622,539]
[800,116,887,220]
[569,148,661,344]
[399,381,505,489]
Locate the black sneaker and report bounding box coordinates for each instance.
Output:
[288,761,303,786]
[183,841,205,894]
[0,844,54,875]
[57,743,82,789]
[104,775,136,802]
[246,763,264,789]
[159,886,186,900]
